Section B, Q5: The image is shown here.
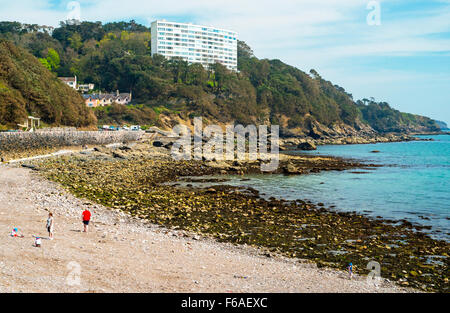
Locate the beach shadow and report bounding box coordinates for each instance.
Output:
[70,229,82,233]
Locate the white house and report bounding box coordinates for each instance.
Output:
[58,76,77,89]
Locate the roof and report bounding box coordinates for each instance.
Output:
[152,20,237,35]
[117,93,130,99]
[83,93,131,102]
[58,77,76,82]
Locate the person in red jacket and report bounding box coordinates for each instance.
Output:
[82,209,91,233]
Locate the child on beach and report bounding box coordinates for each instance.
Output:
[46,213,54,240]
[10,228,24,238]
[34,237,42,247]
[347,262,353,280]
[82,209,91,233]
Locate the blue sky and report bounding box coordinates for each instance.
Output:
[1,0,449,124]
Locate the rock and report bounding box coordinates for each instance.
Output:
[234,160,245,167]
[153,139,175,149]
[283,162,304,175]
[152,141,164,147]
[119,145,132,151]
[93,146,110,154]
[298,142,317,151]
[345,138,354,144]
[112,152,127,159]
[164,142,174,149]
[92,152,113,161]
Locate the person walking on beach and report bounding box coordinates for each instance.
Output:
[82,209,91,233]
[46,213,54,240]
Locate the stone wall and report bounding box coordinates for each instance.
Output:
[0,131,143,152]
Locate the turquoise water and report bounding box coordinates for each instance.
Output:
[213,135,450,241]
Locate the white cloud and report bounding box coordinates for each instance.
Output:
[2,0,448,60]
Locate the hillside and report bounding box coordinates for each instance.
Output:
[356,99,440,133]
[435,120,449,131]
[0,21,440,135]
[0,39,96,129]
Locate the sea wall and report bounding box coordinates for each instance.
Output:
[0,131,143,152]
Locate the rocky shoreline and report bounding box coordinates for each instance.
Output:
[15,137,449,293]
[0,129,430,161]
[279,133,432,151]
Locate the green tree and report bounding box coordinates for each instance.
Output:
[237,40,253,58]
[167,57,188,83]
[39,58,51,70]
[38,48,60,72]
[68,33,83,52]
[186,63,207,86]
[46,48,60,70]
[210,63,230,92]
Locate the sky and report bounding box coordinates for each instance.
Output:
[0,0,449,124]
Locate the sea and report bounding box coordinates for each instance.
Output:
[190,134,450,241]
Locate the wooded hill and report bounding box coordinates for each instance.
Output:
[0,39,96,129]
[0,20,440,135]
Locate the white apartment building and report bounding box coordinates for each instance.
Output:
[151,20,238,71]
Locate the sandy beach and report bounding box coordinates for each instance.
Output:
[0,164,411,293]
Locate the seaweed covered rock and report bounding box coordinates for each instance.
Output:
[298,142,317,151]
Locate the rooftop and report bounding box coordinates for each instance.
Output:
[152,20,237,35]
[58,77,76,82]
